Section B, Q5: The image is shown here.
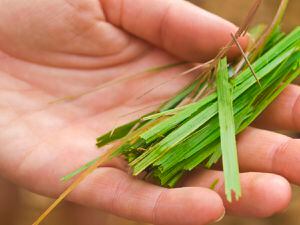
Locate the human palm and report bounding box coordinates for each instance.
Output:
[0,1,300,225]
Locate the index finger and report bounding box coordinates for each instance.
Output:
[101,0,248,62]
[69,167,225,225]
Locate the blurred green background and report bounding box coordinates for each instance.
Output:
[1,1,299,225]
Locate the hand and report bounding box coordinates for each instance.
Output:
[0,1,299,225]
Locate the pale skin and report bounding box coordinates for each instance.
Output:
[0,0,300,225]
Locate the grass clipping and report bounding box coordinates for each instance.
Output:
[33,0,300,224]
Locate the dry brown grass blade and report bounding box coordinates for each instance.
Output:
[250,0,289,59]
[49,62,184,104]
[119,103,162,119]
[230,33,261,86]
[135,61,212,101]
[32,148,114,225]
[108,101,164,139]
[240,0,263,36]
[49,72,146,104]
[213,0,262,63]
[135,0,263,103]
[192,82,210,102]
[188,73,210,103]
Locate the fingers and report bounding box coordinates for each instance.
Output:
[183,170,291,218]
[101,0,248,62]
[237,127,300,185]
[254,84,300,131]
[68,167,224,225]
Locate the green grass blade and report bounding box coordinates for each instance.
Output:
[61,157,99,182]
[217,58,241,202]
[159,81,199,111]
[140,94,217,143]
[96,120,140,148]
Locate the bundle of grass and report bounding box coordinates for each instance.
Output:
[95,26,300,201]
[33,0,300,224]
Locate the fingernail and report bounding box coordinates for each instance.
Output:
[214,210,225,223]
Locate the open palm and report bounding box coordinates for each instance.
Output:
[0,1,300,225]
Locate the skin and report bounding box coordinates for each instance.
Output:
[0,0,299,224]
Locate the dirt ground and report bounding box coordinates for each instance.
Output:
[1,1,300,225]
